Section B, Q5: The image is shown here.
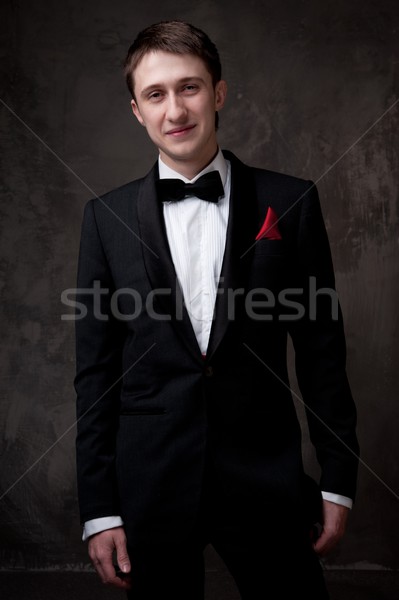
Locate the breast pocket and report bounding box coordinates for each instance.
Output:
[252,239,286,257]
[246,241,291,320]
[250,240,288,283]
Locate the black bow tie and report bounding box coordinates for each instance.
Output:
[156,171,224,204]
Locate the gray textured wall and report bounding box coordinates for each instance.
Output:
[1,0,398,572]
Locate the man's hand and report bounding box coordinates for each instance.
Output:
[313,499,349,556]
[88,526,132,590]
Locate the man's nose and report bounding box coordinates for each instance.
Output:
[165,95,187,122]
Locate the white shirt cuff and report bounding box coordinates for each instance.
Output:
[82,516,124,541]
[321,491,353,509]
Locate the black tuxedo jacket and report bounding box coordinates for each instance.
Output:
[75,150,359,548]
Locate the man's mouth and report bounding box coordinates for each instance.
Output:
[166,125,196,137]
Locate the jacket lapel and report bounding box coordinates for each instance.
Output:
[136,161,203,362]
[206,150,258,360]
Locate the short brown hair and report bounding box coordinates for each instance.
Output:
[124,20,222,99]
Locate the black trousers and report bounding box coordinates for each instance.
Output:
[126,476,329,599]
[126,527,328,599]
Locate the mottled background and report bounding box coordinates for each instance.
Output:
[0,0,398,573]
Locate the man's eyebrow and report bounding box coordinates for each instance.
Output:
[140,76,205,97]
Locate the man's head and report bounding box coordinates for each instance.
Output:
[124,21,222,101]
[124,21,227,178]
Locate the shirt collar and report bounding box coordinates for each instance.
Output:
[158,148,228,187]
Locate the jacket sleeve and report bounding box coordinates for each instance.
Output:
[287,182,359,501]
[74,199,125,523]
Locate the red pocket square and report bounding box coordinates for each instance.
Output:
[255,207,282,241]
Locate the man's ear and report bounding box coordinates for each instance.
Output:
[131,99,145,126]
[214,80,227,111]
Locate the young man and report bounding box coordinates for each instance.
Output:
[75,20,359,599]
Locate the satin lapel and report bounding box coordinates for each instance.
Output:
[136,162,203,362]
[207,150,258,360]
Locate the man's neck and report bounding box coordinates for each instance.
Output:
[159,148,219,181]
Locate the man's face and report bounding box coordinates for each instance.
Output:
[131,51,227,177]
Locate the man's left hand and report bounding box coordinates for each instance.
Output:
[313,499,349,556]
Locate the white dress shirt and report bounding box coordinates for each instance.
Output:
[82,149,351,541]
[160,148,230,354]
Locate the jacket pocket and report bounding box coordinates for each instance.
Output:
[253,239,286,257]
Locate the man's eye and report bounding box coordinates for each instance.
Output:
[183,84,197,92]
[149,91,163,100]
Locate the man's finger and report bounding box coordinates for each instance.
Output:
[95,556,131,590]
[313,529,330,556]
[313,528,342,556]
[91,547,116,583]
[116,537,131,574]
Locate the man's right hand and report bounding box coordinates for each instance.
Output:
[88,526,132,590]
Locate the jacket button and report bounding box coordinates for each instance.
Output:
[204,366,214,377]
